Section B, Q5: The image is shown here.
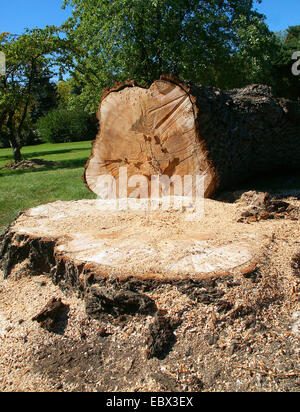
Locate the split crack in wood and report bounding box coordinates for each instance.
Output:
[0,199,262,286]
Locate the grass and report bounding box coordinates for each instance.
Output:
[0,141,97,233]
[1,140,300,234]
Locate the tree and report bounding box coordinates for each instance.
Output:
[30,69,58,126]
[62,0,278,114]
[56,80,73,109]
[271,25,300,100]
[0,28,67,161]
[37,107,97,143]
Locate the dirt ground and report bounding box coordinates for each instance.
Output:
[0,191,299,392]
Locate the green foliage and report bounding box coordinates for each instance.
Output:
[56,79,88,112]
[57,80,73,108]
[30,72,58,124]
[0,141,96,233]
[37,108,97,143]
[271,25,300,99]
[62,0,278,113]
[0,27,68,160]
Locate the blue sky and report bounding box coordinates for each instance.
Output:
[0,0,72,34]
[0,0,299,35]
[256,0,300,32]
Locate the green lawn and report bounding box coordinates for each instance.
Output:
[1,141,300,235]
[0,141,97,233]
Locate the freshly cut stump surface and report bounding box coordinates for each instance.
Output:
[1,199,263,284]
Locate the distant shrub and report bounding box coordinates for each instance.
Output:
[37,109,97,143]
[22,129,43,146]
[0,123,41,148]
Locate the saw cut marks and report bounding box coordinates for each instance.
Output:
[1,199,262,282]
[84,79,205,198]
[85,77,300,198]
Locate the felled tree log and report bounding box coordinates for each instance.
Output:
[84,75,300,198]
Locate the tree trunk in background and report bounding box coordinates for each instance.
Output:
[9,136,22,163]
[7,111,22,163]
[84,75,300,198]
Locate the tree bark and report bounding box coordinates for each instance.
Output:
[7,111,22,163]
[9,136,22,163]
[0,199,261,288]
[84,75,300,198]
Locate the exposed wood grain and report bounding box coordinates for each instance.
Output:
[84,75,300,198]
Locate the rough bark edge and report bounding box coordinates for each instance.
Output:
[0,228,91,296]
[3,224,281,333]
[0,224,261,297]
[159,74,220,196]
[82,75,219,197]
[0,227,252,302]
[0,227,234,283]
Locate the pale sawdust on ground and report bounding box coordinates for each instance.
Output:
[0,196,299,392]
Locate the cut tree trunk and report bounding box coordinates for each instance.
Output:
[0,199,263,290]
[84,75,300,198]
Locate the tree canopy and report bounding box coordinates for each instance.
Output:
[271,25,300,99]
[0,1,299,162]
[62,0,278,113]
[0,27,68,160]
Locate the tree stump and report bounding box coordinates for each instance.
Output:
[84,75,300,198]
[0,199,262,291]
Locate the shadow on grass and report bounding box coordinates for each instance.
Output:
[0,146,92,162]
[0,157,89,177]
